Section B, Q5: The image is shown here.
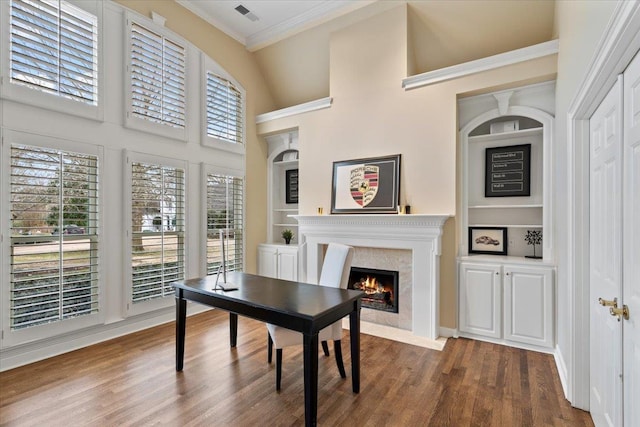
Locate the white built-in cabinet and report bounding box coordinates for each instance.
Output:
[458,259,554,349]
[257,243,298,281]
[457,82,556,351]
[260,130,299,280]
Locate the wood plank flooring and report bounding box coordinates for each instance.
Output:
[0,309,593,426]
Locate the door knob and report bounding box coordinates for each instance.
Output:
[609,305,630,321]
[598,297,617,308]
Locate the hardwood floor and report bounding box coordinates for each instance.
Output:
[0,309,593,426]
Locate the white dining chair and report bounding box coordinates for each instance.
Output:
[266,243,354,390]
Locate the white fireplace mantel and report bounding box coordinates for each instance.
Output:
[294,214,449,342]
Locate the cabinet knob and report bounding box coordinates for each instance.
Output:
[495,272,499,275]
[505,272,510,276]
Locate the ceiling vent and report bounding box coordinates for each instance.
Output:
[234,4,259,22]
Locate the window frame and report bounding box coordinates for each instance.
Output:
[1,129,105,347]
[124,150,187,316]
[124,12,189,142]
[0,0,104,122]
[201,53,246,155]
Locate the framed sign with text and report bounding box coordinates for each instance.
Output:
[285,169,298,204]
[485,144,531,197]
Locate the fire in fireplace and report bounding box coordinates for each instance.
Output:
[348,267,399,313]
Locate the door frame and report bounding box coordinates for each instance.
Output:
[567,1,640,409]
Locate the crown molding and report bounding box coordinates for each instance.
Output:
[256,97,332,124]
[245,0,376,51]
[402,40,559,91]
[175,0,247,45]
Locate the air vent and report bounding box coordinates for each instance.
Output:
[234,4,259,22]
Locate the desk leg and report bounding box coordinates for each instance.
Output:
[229,313,238,347]
[176,293,187,371]
[349,301,361,393]
[303,332,319,427]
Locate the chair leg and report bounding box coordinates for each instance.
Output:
[276,348,283,391]
[321,340,330,357]
[334,340,346,378]
[267,332,273,364]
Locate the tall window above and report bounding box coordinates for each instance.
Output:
[131,162,185,303]
[9,0,98,105]
[129,20,186,130]
[10,144,99,330]
[206,72,243,145]
[206,173,244,275]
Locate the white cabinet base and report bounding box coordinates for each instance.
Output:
[458,258,554,351]
[258,244,298,281]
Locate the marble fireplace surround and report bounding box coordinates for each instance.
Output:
[294,214,449,349]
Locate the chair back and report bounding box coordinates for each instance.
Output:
[318,243,354,289]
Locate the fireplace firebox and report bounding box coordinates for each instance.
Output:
[348,267,399,313]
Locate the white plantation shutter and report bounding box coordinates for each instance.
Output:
[206,173,244,274]
[206,72,243,144]
[10,144,99,330]
[10,0,98,105]
[131,162,185,302]
[130,21,186,128]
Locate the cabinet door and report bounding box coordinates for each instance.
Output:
[503,266,553,347]
[277,249,298,281]
[459,262,502,338]
[257,245,278,278]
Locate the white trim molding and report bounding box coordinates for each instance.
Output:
[294,214,450,342]
[402,40,559,90]
[256,97,332,124]
[565,0,640,410]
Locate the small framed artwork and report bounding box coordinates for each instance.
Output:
[469,226,508,255]
[485,144,531,197]
[331,154,401,214]
[285,169,298,204]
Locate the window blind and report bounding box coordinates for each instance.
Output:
[10,0,98,105]
[130,22,186,128]
[131,162,185,302]
[206,72,243,143]
[206,173,244,275]
[10,144,99,330]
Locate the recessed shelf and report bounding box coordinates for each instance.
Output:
[273,160,298,167]
[469,204,543,209]
[274,208,298,212]
[469,224,542,228]
[468,127,542,143]
[274,223,298,227]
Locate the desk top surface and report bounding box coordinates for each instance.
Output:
[172,271,364,321]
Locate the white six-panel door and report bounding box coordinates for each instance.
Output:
[590,77,623,427]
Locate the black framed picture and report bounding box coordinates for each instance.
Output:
[485,144,531,197]
[331,154,400,214]
[285,169,298,204]
[469,226,508,255]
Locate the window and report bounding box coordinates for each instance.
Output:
[10,144,99,330]
[206,72,243,144]
[128,19,186,131]
[9,0,98,105]
[131,161,185,303]
[206,173,244,275]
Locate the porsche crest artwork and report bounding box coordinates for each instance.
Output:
[331,155,400,214]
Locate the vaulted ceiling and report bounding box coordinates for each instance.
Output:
[179,1,556,109]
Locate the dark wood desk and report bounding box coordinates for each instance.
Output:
[172,271,364,427]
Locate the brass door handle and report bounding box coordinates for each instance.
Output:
[598,297,617,308]
[610,305,630,321]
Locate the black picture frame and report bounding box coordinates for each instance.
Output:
[331,154,401,214]
[285,169,298,204]
[469,226,508,255]
[485,144,531,197]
